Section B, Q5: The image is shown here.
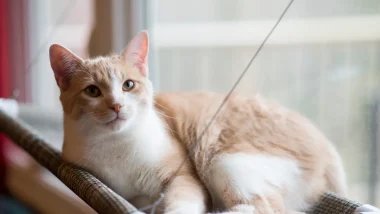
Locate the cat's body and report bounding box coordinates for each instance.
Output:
[50,31,346,214]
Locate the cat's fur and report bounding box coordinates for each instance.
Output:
[50,31,346,214]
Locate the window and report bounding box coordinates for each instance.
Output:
[150,0,380,205]
[27,0,94,109]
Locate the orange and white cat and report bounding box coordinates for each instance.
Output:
[50,31,346,214]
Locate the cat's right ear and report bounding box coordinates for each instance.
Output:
[49,44,82,90]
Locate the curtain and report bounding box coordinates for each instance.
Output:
[0,0,11,193]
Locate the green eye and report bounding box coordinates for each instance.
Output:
[85,85,101,97]
[122,80,135,91]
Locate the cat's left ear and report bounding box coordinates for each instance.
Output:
[121,30,149,77]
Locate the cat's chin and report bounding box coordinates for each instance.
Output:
[102,118,128,131]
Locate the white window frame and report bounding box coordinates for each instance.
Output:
[152,15,380,48]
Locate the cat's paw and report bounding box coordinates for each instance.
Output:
[165,208,203,214]
[207,212,245,214]
[164,201,204,214]
[208,204,256,214]
[0,98,19,118]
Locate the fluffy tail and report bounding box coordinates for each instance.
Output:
[324,148,347,196]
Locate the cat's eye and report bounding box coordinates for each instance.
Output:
[85,85,101,97]
[122,80,135,91]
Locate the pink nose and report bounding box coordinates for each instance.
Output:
[110,103,123,113]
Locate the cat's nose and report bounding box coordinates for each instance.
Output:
[110,103,123,113]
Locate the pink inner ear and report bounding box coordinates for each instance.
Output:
[122,31,149,76]
[49,44,82,90]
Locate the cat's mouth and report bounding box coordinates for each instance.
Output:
[104,116,127,126]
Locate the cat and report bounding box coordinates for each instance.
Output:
[49,30,346,214]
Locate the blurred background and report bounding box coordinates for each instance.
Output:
[0,0,379,213]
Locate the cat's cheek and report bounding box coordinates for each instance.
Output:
[123,94,146,110]
[70,105,85,120]
[76,109,86,119]
[135,92,152,107]
[86,97,102,107]
[138,97,150,107]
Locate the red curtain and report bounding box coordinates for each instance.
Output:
[0,0,30,193]
[0,0,11,193]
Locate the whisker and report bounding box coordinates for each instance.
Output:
[155,110,182,121]
[153,101,172,111]
[155,112,178,135]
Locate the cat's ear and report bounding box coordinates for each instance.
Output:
[121,31,149,76]
[49,44,83,90]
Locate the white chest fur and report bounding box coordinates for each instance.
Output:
[62,111,171,200]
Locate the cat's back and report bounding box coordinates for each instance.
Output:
[154,91,333,159]
[154,91,220,113]
[155,91,312,130]
[154,91,259,119]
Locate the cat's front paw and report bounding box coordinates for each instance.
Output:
[165,209,202,214]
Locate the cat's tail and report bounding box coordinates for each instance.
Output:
[324,147,347,196]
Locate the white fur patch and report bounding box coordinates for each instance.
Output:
[166,201,205,214]
[231,204,256,213]
[208,153,302,210]
[111,73,123,101]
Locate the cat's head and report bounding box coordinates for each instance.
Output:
[49,31,152,132]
